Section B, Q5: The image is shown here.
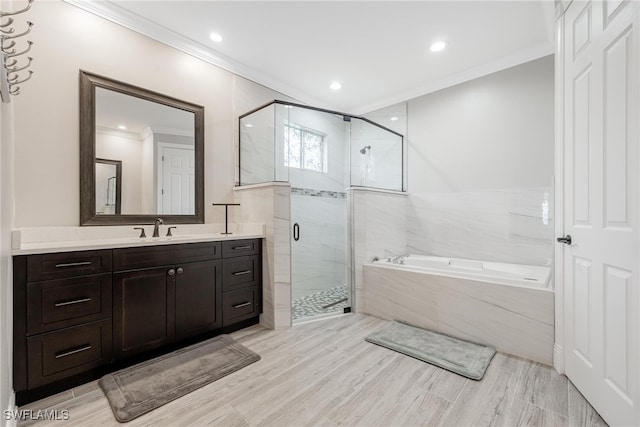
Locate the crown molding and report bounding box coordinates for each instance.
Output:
[62,0,329,109]
[352,42,554,115]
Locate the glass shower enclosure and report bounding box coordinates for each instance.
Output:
[239,101,404,323]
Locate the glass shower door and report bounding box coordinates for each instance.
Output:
[287,106,351,323]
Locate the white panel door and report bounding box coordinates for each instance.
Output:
[158,144,195,215]
[562,1,639,425]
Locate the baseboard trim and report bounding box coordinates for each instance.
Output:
[553,343,564,374]
[4,391,17,427]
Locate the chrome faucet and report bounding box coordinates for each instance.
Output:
[152,218,163,237]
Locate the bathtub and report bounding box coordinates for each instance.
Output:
[375,254,552,289]
[362,255,555,364]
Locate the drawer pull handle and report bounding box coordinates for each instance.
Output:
[233,270,251,276]
[55,345,92,359]
[54,298,91,307]
[55,261,92,268]
[233,302,251,309]
[232,245,252,250]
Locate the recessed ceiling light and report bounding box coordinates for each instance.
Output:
[390,117,398,121]
[210,32,223,43]
[244,123,253,128]
[430,40,447,52]
[118,125,127,130]
[330,81,342,91]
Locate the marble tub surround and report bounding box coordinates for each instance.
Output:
[362,263,554,365]
[406,187,554,268]
[234,183,291,330]
[350,188,408,312]
[12,223,265,255]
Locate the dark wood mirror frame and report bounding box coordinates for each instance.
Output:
[95,158,122,215]
[79,70,205,226]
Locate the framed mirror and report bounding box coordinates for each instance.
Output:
[80,71,204,225]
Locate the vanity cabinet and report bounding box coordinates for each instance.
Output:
[13,238,262,405]
[112,242,222,359]
[14,250,114,391]
[221,240,261,326]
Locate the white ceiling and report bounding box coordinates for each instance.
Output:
[66,0,555,114]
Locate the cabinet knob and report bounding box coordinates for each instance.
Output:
[168,268,176,276]
[176,267,184,275]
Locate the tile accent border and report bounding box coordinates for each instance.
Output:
[291,187,347,199]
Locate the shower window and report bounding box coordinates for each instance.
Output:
[284,123,327,173]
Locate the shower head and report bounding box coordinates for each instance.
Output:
[360,145,371,154]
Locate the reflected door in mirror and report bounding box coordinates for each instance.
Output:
[95,158,121,215]
[95,87,196,216]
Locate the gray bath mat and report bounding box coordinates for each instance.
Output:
[365,321,495,380]
[99,335,260,422]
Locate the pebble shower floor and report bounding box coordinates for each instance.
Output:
[292,285,349,321]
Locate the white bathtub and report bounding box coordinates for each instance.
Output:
[374,254,552,289]
[362,255,555,364]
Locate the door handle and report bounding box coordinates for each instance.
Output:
[557,235,572,245]
[293,223,300,241]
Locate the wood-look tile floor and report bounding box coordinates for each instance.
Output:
[19,314,608,427]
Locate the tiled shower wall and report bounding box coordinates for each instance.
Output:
[350,188,407,312]
[406,187,554,266]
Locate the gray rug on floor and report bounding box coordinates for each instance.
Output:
[365,321,496,380]
[99,335,260,422]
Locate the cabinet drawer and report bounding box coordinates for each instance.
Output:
[222,287,259,326]
[222,239,260,258]
[222,256,259,292]
[27,250,112,282]
[26,274,112,335]
[113,242,220,271]
[27,320,112,389]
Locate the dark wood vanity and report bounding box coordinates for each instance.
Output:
[13,238,262,405]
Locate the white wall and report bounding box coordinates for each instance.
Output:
[12,1,287,227]
[406,56,555,266]
[0,71,16,423]
[408,55,554,194]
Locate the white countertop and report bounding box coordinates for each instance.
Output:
[12,224,265,255]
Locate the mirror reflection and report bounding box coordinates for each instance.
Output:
[95,87,196,216]
[95,158,121,215]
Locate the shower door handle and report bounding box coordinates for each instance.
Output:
[293,223,300,241]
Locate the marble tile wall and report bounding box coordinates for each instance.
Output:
[239,105,277,185]
[291,190,347,301]
[406,187,554,268]
[363,264,555,364]
[350,119,403,191]
[350,188,408,312]
[233,183,291,329]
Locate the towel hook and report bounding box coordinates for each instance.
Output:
[0,18,14,29]
[8,70,32,86]
[7,56,31,74]
[5,40,32,58]
[1,39,15,51]
[2,21,32,40]
[0,0,34,17]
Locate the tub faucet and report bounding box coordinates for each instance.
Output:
[152,218,163,237]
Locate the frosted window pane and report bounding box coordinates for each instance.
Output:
[303,132,323,171]
[284,124,325,173]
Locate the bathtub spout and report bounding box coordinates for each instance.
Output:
[391,254,409,264]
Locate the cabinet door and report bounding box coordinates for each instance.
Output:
[113,266,175,359]
[175,260,222,340]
